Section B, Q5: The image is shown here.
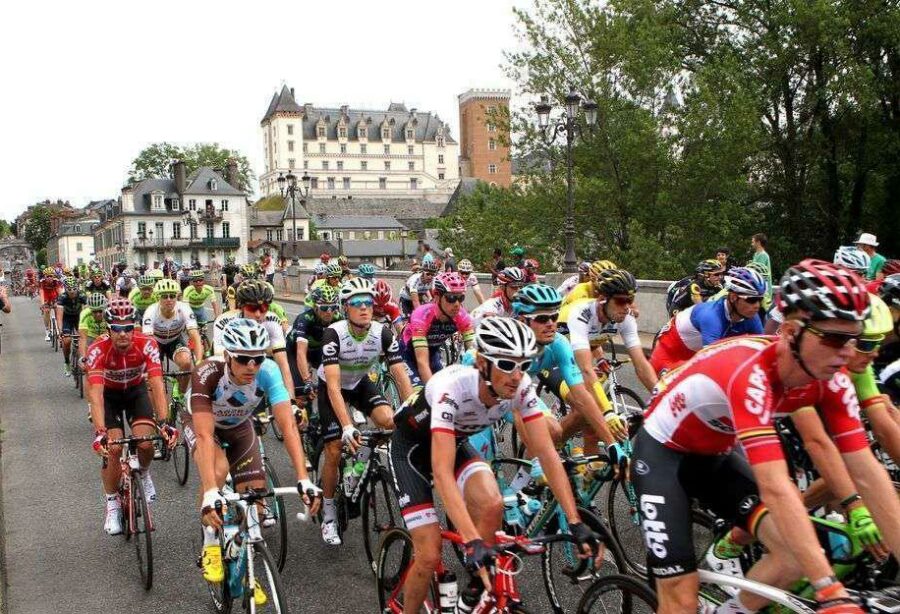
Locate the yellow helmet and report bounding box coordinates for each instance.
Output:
[588,260,617,282]
[154,278,180,295]
[148,269,164,281]
[863,294,893,339]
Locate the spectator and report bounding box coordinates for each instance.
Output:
[489,248,506,286]
[208,254,220,276]
[751,233,772,286]
[510,245,526,268]
[421,243,435,265]
[261,250,275,284]
[715,247,737,272]
[277,256,289,294]
[855,232,887,281]
[443,247,457,272]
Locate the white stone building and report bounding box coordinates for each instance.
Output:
[93,163,249,270]
[258,85,460,199]
[47,218,99,267]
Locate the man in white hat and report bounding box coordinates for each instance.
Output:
[856,232,886,281]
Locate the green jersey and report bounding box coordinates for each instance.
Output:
[182,284,216,310]
[129,287,157,312]
[78,307,108,339]
[851,365,883,408]
[868,253,886,281]
[270,301,287,324]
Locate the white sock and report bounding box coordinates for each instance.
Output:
[322,497,336,522]
[716,596,755,614]
[105,493,119,508]
[203,526,218,547]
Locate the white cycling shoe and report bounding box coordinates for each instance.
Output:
[104,503,123,535]
[140,471,157,504]
[321,519,342,545]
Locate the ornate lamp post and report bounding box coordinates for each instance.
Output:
[277,170,311,262]
[534,87,598,273]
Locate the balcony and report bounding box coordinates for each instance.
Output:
[132,237,192,250]
[196,208,224,222]
[191,237,240,248]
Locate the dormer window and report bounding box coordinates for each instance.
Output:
[151,192,165,211]
[358,125,367,140]
[209,179,218,191]
[405,128,414,140]
[172,198,181,210]
[381,125,391,141]
[338,126,347,139]
[437,137,445,147]
[317,120,327,139]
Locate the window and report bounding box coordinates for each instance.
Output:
[322,161,329,170]
[338,127,347,139]
[343,177,351,189]
[488,164,497,174]
[276,229,283,241]
[303,160,309,169]
[438,172,445,180]
[384,144,391,154]
[408,161,415,170]
[76,242,83,252]
[189,199,196,211]
[406,129,414,140]
[155,222,164,240]
[190,221,198,238]
[361,161,368,170]
[317,125,326,138]
[319,143,326,154]
[222,222,230,238]
[172,198,180,210]
[340,143,347,154]
[302,142,308,153]
[288,158,296,169]
[206,222,214,238]
[173,222,181,239]
[336,231,343,240]
[384,161,391,170]
[288,140,295,152]
[287,124,294,135]
[438,154,444,164]
[321,231,330,240]
[310,177,319,189]
[327,177,335,190]
[297,227,304,240]
[221,199,229,212]
[360,144,367,154]
[379,177,387,190]
[487,123,496,133]
[437,137,445,147]
[337,161,344,170]
[408,145,414,155]
[358,126,367,139]
[210,179,218,191]
[382,126,390,140]
[489,139,497,151]
[152,193,163,210]
[410,178,418,190]
[266,229,273,241]
[137,222,147,237]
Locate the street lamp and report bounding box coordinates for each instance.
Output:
[534,86,598,273]
[278,169,311,263]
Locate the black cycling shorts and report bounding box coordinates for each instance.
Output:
[317,375,388,442]
[158,335,189,362]
[104,386,155,431]
[180,413,265,488]
[286,343,322,396]
[61,314,80,335]
[631,428,767,579]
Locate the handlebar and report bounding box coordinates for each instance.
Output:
[107,434,164,446]
[220,486,317,523]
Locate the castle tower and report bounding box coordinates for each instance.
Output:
[458,89,511,187]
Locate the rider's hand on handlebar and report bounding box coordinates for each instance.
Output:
[848,504,888,560]
[298,479,322,516]
[570,522,605,567]
[463,538,494,574]
[200,488,226,530]
[92,429,108,457]
[158,422,179,450]
[604,409,628,441]
[341,424,361,452]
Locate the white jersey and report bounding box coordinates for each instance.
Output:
[317,319,403,389]
[212,309,287,356]
[399,272,432,301]
[469,296,512,327]
[565,299,641,351]
[557,274,580,299]
[141,301,197,344]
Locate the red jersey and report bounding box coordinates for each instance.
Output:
[86,332,163,390]
[643,336,867,465]
[39,277,61,303]
[375,300,402,323]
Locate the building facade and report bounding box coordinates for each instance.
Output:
[258,85,460,199]
[47,218,99,267]
[93,163,248,270]
[458,88,512,187]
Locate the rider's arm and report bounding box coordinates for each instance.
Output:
[865,401,900,463]
[189,399,219,494]
[208,286,221,318]
[147,375,168,422]
[272,399,311,482]
[790,408,859,505]
[627,345,658,392]
[522,412,581,525]
[472,283,485,305]
[88,381,105,429]
[432,430,480,541]
[414,346,433,384]
[382,326,414,400]
[296,339,311,383]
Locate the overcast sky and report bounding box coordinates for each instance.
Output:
[0,0,525,220]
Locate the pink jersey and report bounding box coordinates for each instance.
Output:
[402,303,474,349]
[643,336,867,465]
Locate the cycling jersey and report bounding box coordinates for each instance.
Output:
[561,299,641,352]
[78,307,108,339]
[182,284,216,310]
[557,275,582,300]
[666,276,719,315]
[85,332,162,390]
[270,301,287,325]
[560,280,595,306]
[880,359,900,404]
[402,303,474,350]
[650,297,763,373]
[115,277,136,298]
[851,365,885,409]
[643,336,868,465]
[212,309,286,356]
[531,332,584,388]
[398,272,432,301]
[141,301,197,345]
[318,320,403,389]
[469,296,512,326]
[188,357,289,429]
[375,301,403,325]
[221,263,240,287]
[287,308,341,356]
[128,287,157,314]
[39,277,61,304]
[56,292,86,318]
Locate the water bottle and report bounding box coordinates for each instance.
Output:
[457,585,482,613]
[437,570,458,613]
[825,511,851,561]
[517,492,540,523]
[502,486,524,528]
[342,463,356,496]
[530,457,546,486]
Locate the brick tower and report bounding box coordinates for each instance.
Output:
[458,89,511,187]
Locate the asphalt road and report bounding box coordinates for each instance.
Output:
[0,295,651,613]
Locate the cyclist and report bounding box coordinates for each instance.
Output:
[373,279,405,333]
[306,262,327,292]
[39,266,62,342]
[79,293,109,364]
[400,272,475,386]
[187,318,321,587]
[177,265,192,292]
[318,278,414,545]
[182,269,222,326]
[877,275,900,401]
[389,317,601,612]
[634,259,900,614]
[84,267,112,299]
[399,259,438,316]
[141,278,202,396]
[665,258,725,316]
[87,298,174,534]
[219,255,240,304]
[285,285,342,398]
[128,275,158,321]
[356,263,377,280]
[557,261,591,299]
[522,258,539,284]
[470,266,525,325]
[650,267,766,374]
[559,260,617,306]
[56,277,86,376]
[457,259,486,305]
[115,269,137,298]
[304,262,343,308]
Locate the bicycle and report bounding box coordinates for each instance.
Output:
[69,335,83,397]
[104,431,165,590]
[204,486,311,613]
[249,411,292,572]
[376,526,585,613]
[49,309,59,352]
[156,367,192,485]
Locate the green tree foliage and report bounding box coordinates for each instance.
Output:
[35,248,47,268]
[128,142,255,193]
[23,206,52,252]
[0,220,13,238]
[440,0,900,278]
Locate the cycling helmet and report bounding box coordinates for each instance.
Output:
[221,318,270,353]
[149,269,164,281]
[883,260,900,277]
[523,258,539,270]
[357,263,377,279]
[339,277,375,303]
[578,261,591,274]
[154,278,180,295]
[743,260,771,280]
[833,246,871,275]
[696,259,724,275]
[310,284,339,306]
[63,277,79,291]
[374,279,393,305]
[433,272,467,295]
[235,280,274,306]
[475,316,538,359]
[420,259,439,273]
[325,262,343,278]
[863,294,893,339]
[595,269,638,297]
[510,246,526,257]
[458,259,474,274]
[588,260,617,281]
[137,274,155,288]
[42,266,54,276]
[724,267,767,297]
[497,266,525,286]
[512,284,562,315]
[86,293,108,311]
[105,297,136,323]
[241,263,258,278]
[879,274,900,309]
[778,259,870,322]
[314,263,328,276]
[226,255,236,264]
[338,255,349,268]
[190,270,205,280]
[62,266,72,276]
[320,253,331,263]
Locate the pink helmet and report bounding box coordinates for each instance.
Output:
[105,297,137,323]
[433,271,467,295]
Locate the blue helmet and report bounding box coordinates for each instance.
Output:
[724,267,767,297]
[512,283,562,315]
[357,263,377,279]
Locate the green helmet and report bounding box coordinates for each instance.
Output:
[154,278,180,295]
[512,283,562,316]
[138,274,155,288]
[310,284,339,306]
[190,270,205,280]
[148,269,164,281]
[63,277,79,292]
[864,294,893,339]
[325,262,343,278]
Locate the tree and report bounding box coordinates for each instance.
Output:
[23,206,52,252]
[0,220,12,238]
[128,142,256,193]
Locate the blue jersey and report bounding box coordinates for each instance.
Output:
[688,297,763,347]
[189,357,290,429]
[530,333,583,387]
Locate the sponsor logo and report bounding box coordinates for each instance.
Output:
[827,371,861,420]
[744,364,770,423]
[669,392,687,417]
[387,338,400,354]
[633,459,650,475]
[438,393,460,411]
[651,564,685,577]
[398,494,410,508]
[322,341,338,357]
[640,494,670,559]
[236,456,255,471]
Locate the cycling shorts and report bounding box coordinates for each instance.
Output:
[61,314,80,335]
[286,343,322,396]
[401,341,444,387]
[158,335,190,362]
[180,413,265,488]
[388,430,489,531]
[104,386,155,431]
[317,376,389,443]
[631,428,768,579]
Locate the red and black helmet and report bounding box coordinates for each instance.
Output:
[883,259,900,277]
[105,297,137,323]
[777,259,870,322]
[374,279,393,306]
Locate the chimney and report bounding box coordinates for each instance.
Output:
[173,160,186,196]
[290,87,295,98]
[226,159,239,189]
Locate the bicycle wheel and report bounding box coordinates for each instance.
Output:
[375,527,436,612]
[361,463,402,573]
[131,473,154,590]
[246,541,288,613]
[541,507,626,614]
[608,386,646,425]
[576,573,658,614]
[172,432,190,486]
[205,535,233,614]
[52,324,58,352]
[262,458,288,572]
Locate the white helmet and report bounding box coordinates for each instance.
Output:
[314,263,327,276]
[339,277,375,303]
[833,245,871,275]
[475,316,538,360]
[221,318,270,353]
[458,259,474,274]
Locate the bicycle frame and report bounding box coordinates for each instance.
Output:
[107,434,163,534]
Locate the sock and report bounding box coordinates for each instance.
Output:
[508,466,532,492]
[716,595,754,613]
[322,497,336,522]
[105,493,119,508]
[203,525,218,547]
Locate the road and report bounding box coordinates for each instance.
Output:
[0,295,650,613]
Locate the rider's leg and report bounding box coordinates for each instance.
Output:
[655,573,700,614]
[62,334,72,363]
[173,348,193,395]
[102,427,125,494]
[370,404,395,430]
[405,523,442,614]
[131,419,157,470]
[462,467,502,546]
[321,439,341,501]
[732,514,803,611]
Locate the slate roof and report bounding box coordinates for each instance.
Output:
[279,240,340,259]
[303,197,450,223]
[56,219,100,236]
[127,168,242,213]
[184,167,243,196]
[311,215,406,230]
[250,211,286,227]
[261,85,304,124]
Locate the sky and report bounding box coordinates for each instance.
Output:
[0,0,525,220]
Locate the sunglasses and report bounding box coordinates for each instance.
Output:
[109,324,135,333]
[740,296,764,305]
[347,297,374,308]
[317,304,339,312]
[244,303,270,314]
[484,355,533,374]
[526,312,559,325]
[442,294,465,304]
[231,354,266,366]
[804,323,860,349]
[856,337,883,354]
[611,295,635,306]
[159,293,178,300]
